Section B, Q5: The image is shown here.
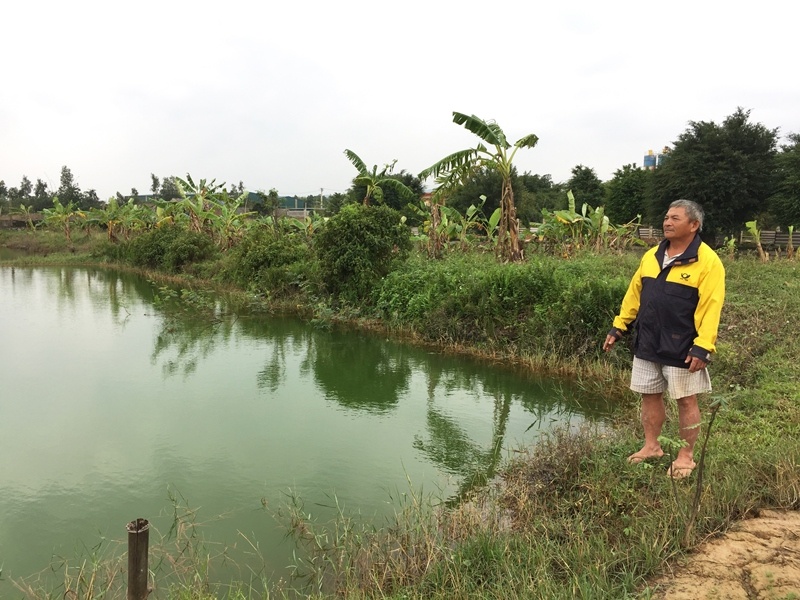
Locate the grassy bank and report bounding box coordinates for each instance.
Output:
[2,228,799,599]
[283,256,800,600]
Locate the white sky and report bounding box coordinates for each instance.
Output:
[2,0,798,200]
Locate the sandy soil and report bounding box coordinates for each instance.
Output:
[649,509,800,599]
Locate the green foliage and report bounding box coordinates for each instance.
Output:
[348,165,424,223]
[224,221,317,297]
[41,197,84,246]
[651,107,778,239]
[377,252,630,359]
[409,194,501,257]
[532,191,642,255]
[344,150,419,207]
[606,163,652,223]
[567,164,606,208]
[420,112,539,262]
[769,132,800,227]
[517,172,567,215]
[314,203,411,304]
[123,224,218,273]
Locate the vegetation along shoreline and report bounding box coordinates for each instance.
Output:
[2,107,799,598]
[2,214,798,599]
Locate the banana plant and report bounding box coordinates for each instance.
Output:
[175,174,226,233]
[344,150,417,206]
[533,190,639,254]
[745,220,768,262]
[206,191,256,249]
[420,112,539,262]
[42,197,84,246]
[12,203,37,230]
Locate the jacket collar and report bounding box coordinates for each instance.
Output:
[655,233,702,267]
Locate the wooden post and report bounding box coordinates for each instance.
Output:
[126,518,150,600]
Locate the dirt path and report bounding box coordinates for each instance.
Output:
[650,509,800,599]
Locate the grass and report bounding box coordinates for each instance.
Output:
[276,256,800,599]
[3,229,799,599]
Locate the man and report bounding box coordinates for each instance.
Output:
[603,199,725,479]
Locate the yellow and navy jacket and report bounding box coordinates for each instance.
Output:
[609,234,725,368]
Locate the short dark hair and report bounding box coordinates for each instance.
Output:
[669,199,704,231]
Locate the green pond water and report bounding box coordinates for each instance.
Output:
[0,266,612,594]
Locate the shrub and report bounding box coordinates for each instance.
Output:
[225,223,317,297]
[123,225,217,273]
[314,204,411,304]
[377,251,631,359]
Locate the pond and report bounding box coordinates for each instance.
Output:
[0,266,612,594]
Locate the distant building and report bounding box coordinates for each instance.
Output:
[643,147,671,170]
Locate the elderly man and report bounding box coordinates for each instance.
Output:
[603,199,725,479]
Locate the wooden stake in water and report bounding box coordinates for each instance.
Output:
[126,517,150,600]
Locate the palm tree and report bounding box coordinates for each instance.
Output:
[344,150,417,206]
[420,112,539,262]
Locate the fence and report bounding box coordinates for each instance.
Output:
[739,230,800,247]
[637,226,800,248]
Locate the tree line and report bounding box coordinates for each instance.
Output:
[2,107,798,243]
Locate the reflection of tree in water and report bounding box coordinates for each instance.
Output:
[301,331,412,413]
[44,267,158,326]
[151,316,237,378]
[236,316,313,393]
[149,296,318,388]
[411,357,606,502]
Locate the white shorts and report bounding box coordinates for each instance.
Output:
[630,356,712,399]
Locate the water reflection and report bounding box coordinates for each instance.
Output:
[0,266,612,589]
[143,287,607,494]
[302,333,412,412]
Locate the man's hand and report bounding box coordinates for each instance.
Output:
[685,355,707,373]
[602,334,617,352]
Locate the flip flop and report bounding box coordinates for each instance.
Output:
[667,461,696,479]
[627,452,664,464]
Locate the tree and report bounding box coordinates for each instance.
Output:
[651,107,778,239]
[349,168,424,223]
[314,203,411,303]
[445,167,505,218]
[518,172,567,214]
[150,174,160,197]
[420,112,539,262]
[159,176,182,201]
[83,189,102,209]
[0,180,7,211]
[769,133,800,227]
[605,164,651,223]
[344,150,418,207]
[252,188,280,218]
[32,179,51,211]
[323,192,351,215]
[57,166,83,208]
[42,197,82,246]
[18,175,33,206]
[567,165,605,208]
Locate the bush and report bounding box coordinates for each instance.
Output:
[314,204,411,304]
[377,251,631,359]
[225,223,317,297]
[122,225,217,273]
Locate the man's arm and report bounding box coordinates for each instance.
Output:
[689,254,726,361]
[603,263,645,352]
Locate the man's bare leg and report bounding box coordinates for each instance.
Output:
[628,393,666,463]
[668,394,701,478]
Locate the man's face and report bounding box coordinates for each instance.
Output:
[663,206,699,243]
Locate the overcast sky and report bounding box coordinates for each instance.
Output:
[2,0,797,200]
